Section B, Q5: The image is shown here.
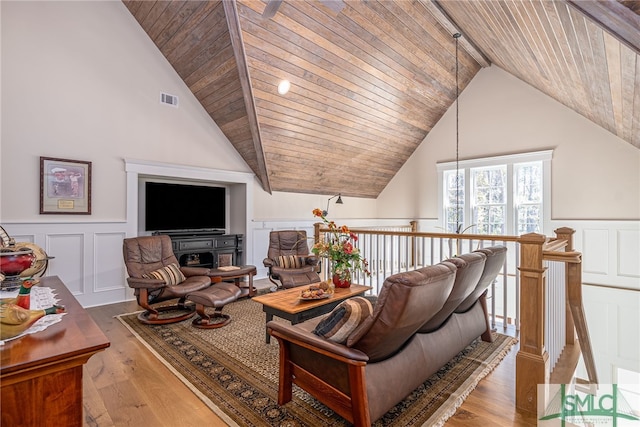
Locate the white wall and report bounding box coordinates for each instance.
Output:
[378,66,640,221]
[252,190,377,220]
[1,1,251,222]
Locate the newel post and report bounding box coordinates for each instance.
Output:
[554,227,575,251]
[314,222,323,275]
[314,222,321,246]
[410,220,418,267]
[516,232,550,414]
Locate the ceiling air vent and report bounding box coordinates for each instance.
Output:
[160,92,178,107]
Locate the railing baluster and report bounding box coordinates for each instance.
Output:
[502,244,508,330]
[405,235,409,271]
[515,243,520,331]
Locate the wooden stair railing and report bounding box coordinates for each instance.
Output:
[516,228,597,414]
[550,228,598,387]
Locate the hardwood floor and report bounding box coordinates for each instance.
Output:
[83,279,538,426]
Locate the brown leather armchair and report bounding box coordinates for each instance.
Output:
[123,235,212,325]
[263,230,320,289]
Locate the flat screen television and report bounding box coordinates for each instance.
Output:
[144,181,226,232]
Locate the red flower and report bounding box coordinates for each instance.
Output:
[311,208,371,280]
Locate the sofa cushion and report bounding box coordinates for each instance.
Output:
[418,252,486,333]
[276,255,305,269]
[313,297,373,344]
[347,262,457,362]
[143,263,185,285]
[456,245,507,313]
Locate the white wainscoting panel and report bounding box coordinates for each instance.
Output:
[252,228,273,279]
[581,284,640,384]
[94,231,129,296]
[552,220,640,290]
[582,228,610,275]
[618,229,640,278]
[2,222,130,307]
[47,233,85,294]
[617,305,640,362]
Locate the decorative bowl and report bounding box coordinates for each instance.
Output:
[0,247,36,277]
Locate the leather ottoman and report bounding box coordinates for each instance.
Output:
[186,282,242,328]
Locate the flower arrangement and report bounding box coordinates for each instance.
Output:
[312,208,370,286]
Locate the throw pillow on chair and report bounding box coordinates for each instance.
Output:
[276,255,305,269]
[142,263,186,285]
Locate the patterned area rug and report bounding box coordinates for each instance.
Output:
[117,298,516,427]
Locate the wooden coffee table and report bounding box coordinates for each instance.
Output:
[252,283,371,343]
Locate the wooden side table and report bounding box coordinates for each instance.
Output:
[208,264,257,297]
[1,276,110,427]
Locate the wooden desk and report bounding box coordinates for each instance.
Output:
[253,284,371,343]
[1,276,110,427]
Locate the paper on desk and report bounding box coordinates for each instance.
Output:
[0,286,66,345]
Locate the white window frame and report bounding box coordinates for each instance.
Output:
[437,150,552,236]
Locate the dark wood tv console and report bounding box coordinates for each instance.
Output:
[164,232,244,269]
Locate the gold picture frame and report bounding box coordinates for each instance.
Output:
[40,156,92,214]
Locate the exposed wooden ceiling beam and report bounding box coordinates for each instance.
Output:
[223,0,271,193]
[262,0,282,19]
[420,0,491,68]
[566,0,640,56]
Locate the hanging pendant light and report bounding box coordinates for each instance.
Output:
[454,32,462,234]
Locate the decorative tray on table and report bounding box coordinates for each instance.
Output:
[299,282,334,301]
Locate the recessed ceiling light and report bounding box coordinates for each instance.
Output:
[277,80,291,95]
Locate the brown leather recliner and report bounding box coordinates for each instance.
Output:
[263,230,320,289]
[123,235,212,325]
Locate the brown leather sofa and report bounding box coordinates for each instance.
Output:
[268,245,507,426]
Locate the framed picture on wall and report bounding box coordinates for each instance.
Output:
[40,156,92,214]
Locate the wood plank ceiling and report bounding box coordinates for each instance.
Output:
[123,0,640,199]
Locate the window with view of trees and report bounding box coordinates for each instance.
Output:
[439,151,551,236]
[444,170,464,234]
